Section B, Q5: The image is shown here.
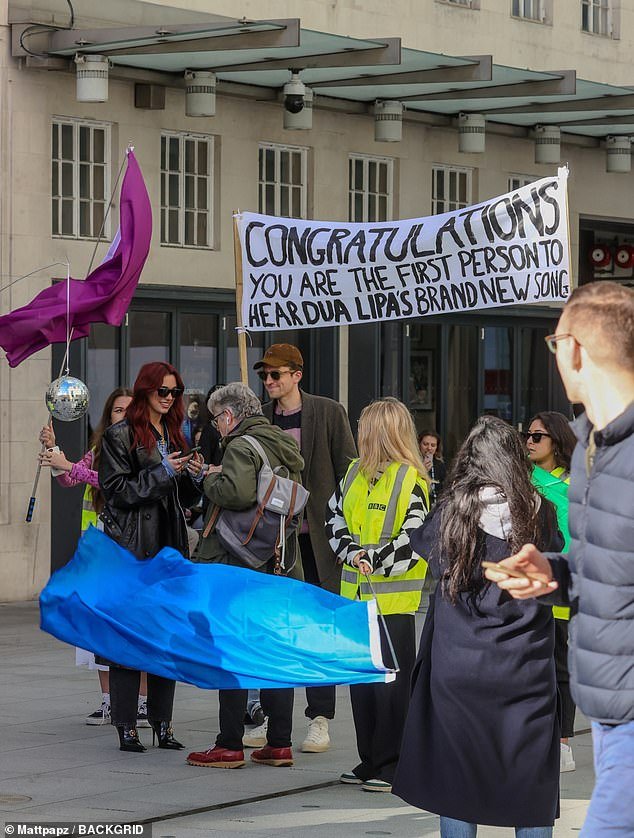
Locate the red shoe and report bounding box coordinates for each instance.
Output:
[186,745,246,768]
[250,745,294,767]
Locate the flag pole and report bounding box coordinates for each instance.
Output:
[233,211,248,386]
[24,149,131,523]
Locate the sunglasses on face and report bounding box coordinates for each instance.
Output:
[257,369,292,382]
[156,386,184,399]
[524,431,551,444]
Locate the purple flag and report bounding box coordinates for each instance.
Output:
[0,151,151,367]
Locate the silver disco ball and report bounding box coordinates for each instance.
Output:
[45,375,90,422]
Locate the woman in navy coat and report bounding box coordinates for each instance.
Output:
[393,416,563,838]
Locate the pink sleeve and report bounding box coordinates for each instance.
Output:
[55,450,99,488]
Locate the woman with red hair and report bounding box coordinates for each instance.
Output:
[99,361,203,753]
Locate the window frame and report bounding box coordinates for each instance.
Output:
[436,0,481,9]
[348,153,394,223]
[511,0,549,23]
[431,165,473,215]
[581,0,613,36]
[160,130,215,250]
[258,142,309,219]
[508,174,536,192]
[51,117,111,240]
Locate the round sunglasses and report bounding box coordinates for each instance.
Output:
[256,369,293,382]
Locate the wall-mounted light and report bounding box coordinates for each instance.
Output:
[75,54,109,103]
[605,135,631,173]
[284,86,313,130]
[374,101,403,142]
[185,71,216,117]
[534,125,560,164]
[458,113,486,153]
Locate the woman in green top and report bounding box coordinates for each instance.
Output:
[526,411,577,773]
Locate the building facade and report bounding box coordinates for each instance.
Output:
[2,0,634,598]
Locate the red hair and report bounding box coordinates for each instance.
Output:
[126,362,187,454]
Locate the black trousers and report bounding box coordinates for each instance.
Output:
[554,618,576,739]
[299,533,336,720]
[110,667,175,727]
[217,688,294,750]
[349,613,416,783]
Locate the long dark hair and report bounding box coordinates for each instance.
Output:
[439,415,546,603]
[126,362,187,454]
[89,387,133,514]
[529,411,576,472]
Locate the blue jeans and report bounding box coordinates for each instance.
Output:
[440,818,552,837]
[581,720,634,836]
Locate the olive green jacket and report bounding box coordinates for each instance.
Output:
[194,415,304,580]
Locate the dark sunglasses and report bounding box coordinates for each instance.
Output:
[257,369,292,382]
[524,431,551,444]
[156,386,184,399]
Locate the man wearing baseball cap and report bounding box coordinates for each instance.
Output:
[250,343,357,753]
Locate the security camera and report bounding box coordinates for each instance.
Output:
[283,72,306,114]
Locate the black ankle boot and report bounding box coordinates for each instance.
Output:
[150,720,184,750]
[116,725,146,753]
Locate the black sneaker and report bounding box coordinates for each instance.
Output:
[136,699,150,729]
[251,706,265,727]
[86,702,110,726]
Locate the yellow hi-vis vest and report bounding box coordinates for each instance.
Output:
[81,484,98,533]
[339,460,428,615]
[550,466,571,622]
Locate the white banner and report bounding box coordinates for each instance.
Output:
[238,169,570,331]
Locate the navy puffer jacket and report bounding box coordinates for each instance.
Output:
[548,401,634,724]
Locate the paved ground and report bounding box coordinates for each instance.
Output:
[0,602,593,837]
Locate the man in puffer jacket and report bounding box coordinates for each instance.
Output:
[485,281,634,837]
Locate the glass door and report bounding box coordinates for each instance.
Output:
[445,324,479,458]
[481,327,514,422]
[127,310,170,384]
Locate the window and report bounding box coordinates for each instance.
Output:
[438,0,480,8]
[51,119,109,238]
[349,155,393,222]
[511,0,546,21]
[582,0,611,35]
[508,174,535,192]
[432,166,472,215]
[160,132,214,248]
[258,143,307,218]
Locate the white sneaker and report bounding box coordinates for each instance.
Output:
[136,698,150,729]
[243,718,268,748]
[560,742,576,773]
[301,716,330,753]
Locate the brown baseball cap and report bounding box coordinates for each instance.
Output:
[253,343,304,370]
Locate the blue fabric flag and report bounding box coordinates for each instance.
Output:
[40,527,392,689]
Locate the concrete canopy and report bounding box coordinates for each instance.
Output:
[11,5,634,140]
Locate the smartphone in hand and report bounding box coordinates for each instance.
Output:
[183,445,202,461]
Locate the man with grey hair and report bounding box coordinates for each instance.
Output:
[186,382,305,769]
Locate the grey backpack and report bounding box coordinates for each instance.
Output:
[204,435,309,573]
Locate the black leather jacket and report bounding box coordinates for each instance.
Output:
[98,419,201,559]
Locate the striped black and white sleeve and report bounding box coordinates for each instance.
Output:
[366,482,428,577]
[325,483,364,565]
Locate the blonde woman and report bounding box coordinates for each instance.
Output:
[326,397,429,793]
